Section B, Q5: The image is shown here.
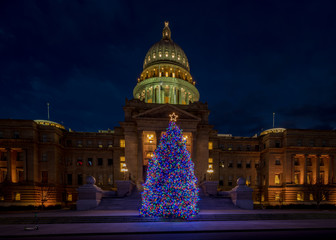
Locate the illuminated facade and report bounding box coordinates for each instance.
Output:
[0,22,336,207]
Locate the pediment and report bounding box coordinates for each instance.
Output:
[133,104,201,122]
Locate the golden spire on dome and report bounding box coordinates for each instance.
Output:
[162,21,171,40]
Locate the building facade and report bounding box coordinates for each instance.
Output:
[1,23,336,207]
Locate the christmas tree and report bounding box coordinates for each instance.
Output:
[140,113,199,218]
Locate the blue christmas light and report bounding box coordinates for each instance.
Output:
[140,121,199,218]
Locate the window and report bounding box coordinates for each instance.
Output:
[246,176,251,186]
[246,145,251,151]
[108,158,113,166]
[294,172,300,184]
[320,158,324,166]
[77,174,83,185]
[255,145,259,151]
[228,160,233,168]
[14,193,21,201]
[275,159,281,165]
[98,174,103,185]
[246,161,251,168]
[0,152,6,161]
[67,174,72,185]
[77,159,83,166]
[67,193,73,202]
[42,135,47,142]
[309,139,315,147]
[294,158,299,166]
[306,158,312,166]
[275,141,281,148]
[255,162,260,168]
[309,193,314,201]
[66,159,72,166]
[98,158,103,166]
[237,161,242,168]
[208,158,213,163]
[208,142,213,150]
[0,169,7,182]
[87,158,93,167]
[18,169,24,182]
[275,174,280,185]
[297,192,304,201]
[108,141,113,148]
[228,144,232,151]
[0,195,4,201]
[16,152,23,161]
[120,139,125,148]
[307,172,312,184]
[275,193,280,201]
[42,153,47,162]
[87,140,92,146]
[228,176,233,186]
[42,171,48,183]
[297,139,302,146]
[108,174,113,185]
[77,140,82,147]
[322,140,327,147]
[98,141,103,148]
[13,131,20,139]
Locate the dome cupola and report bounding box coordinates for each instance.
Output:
[133,22,199,105]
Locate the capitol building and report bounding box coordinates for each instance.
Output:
[0,22,336,208]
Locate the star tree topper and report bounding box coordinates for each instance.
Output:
[169,112,178,122]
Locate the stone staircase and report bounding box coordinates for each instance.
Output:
[197,196,237,210]
[95,188,236,210]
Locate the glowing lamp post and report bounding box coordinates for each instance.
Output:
[207,168,214,180]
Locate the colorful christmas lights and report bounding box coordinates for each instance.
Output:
[140,121,199,218]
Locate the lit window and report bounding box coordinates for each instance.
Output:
[147,134,154,143]
[208,164,213,169]
[165,51,168,57]
[98,141,103,148]
[0,195,4,201]
[309,193,314,201]
[297,192,304,201]
[159,52,162,57]
[120,156,125,162]
[275,174,280,185]
[14,193,21,201]
[275,193,280,201]
[120,139,125,148]
[177,55,181,60]
[294,172,300,184]
[67,194,72,202]
[172,53,175,58]
[148,56,150,61]
[77,140,82,147]
[208,142,213,150]
[208,158,213,163]
[77,159,83,166]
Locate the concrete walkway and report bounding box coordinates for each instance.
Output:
[0,209,336,237]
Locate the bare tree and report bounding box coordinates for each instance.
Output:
[37,182,55,209]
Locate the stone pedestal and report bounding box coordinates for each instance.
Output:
[77,176,103,210]
[200,181,218,196]
[229,178,253,210]
[116,180,134,197]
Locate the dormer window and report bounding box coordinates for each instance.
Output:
[165,51,168,57]
[159,52,162,57]
[172,53,175,58]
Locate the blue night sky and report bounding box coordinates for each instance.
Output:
[1,0,336,136]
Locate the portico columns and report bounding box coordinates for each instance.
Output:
[316,154,321,183]
[304,154,308,184]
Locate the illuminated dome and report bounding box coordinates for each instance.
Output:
[133,22,199,105]
[260,128,286,136]
[34,120,65,130]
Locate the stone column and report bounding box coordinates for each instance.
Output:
[6,148,12,182]
[290,154,295,184]
[137,131,143,185]
[304,154,308,184]
[145,87,148,102]
[316,155,320,183]
[328,155,333,184]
